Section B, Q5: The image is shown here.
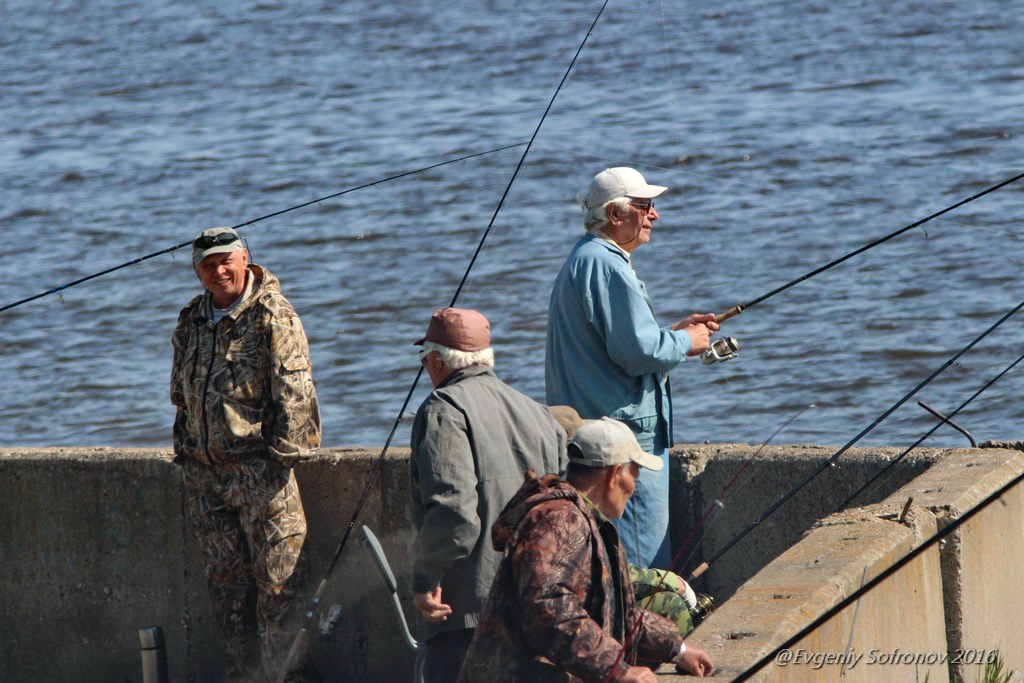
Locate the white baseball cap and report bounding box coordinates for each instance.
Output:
[583,167,668,209]
[569,417,664,471]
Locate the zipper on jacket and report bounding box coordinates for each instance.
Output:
[201,321,218,459]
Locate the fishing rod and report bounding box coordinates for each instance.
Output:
[275,4,612,680]
[688,293,1024,583]
[699,170,1024,360]
[614,339,1023,677]
[605,405,815,681]
[732,467,1024,682]
[836,350,1024,512]
[0,142,526,315]
[669,405,816,583]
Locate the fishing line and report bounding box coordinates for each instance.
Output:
[673,404,817,579]
[276,4,612,679]
[655,0,689,163]
[605,404,815,681]
[0,142,526,315]
[732,468,1024,682]
[836,351,1024,512]
[532,145,1024,240]
[687,294,1024,584]
[711,170,1024,325]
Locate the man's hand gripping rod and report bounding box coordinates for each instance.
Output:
[700,306,743,365]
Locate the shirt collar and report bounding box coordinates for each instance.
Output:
[437,364,494,389]
[579,491,611,524]
[588,227,632,262]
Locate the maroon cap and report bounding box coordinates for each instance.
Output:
[414,307,490,351]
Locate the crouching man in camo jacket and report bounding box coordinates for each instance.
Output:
[170,227,321,682]
[458,418,713,683]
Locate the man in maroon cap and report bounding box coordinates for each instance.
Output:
[410,307,568,683]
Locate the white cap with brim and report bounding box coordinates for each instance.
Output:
[569,417,664,471]
[584,167,668,209]
[192,227,244,267]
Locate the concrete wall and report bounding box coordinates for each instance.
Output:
[663,501,948,681]
[2,444,1018,682]
[670,444,942,602]
[661,446,1024,682]
[881,443,1024,682]
[0,449,223,683]
[0,447,419,683]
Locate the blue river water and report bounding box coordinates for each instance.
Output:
[2,0,1023,451]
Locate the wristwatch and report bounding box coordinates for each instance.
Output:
[671,641,687,664]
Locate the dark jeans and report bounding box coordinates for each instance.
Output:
[423,628,475,683]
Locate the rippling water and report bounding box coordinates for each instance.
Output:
[2,0,1023,451]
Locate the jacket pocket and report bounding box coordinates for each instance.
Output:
[223,349,262,406]
[617,415,658,451]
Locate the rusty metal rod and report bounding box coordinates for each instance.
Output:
[836,351,1024,512]
[691,297,1024,583]
[918,400,977,447]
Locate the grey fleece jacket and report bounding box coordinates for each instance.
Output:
[410,365,567,638]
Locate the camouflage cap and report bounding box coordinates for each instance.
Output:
[192,227,244,267]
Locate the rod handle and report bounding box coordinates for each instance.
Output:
[688,562,709,581]
[276,628,311,683]
[714,306,742,325]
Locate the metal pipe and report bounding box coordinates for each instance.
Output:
[138,626,169,683]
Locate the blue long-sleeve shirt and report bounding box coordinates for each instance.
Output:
[545,234,691,451]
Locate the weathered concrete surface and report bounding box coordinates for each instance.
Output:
[0,448,223,683]
[0,447,418,683]
[882,444,1024,682]
[670,444,943,602]
[297,448,420,683]
[0,444,983,682]
[659,502,948,682]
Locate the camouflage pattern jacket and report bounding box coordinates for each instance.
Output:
[171,265,321,467]
[457,472,681,683]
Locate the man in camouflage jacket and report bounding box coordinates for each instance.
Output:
[171,227,320,683]
[458,418,712,683]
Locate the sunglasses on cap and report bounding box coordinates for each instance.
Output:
[193,232,241,250]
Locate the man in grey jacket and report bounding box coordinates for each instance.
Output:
[410,307,568,683]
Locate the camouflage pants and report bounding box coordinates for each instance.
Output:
[182,459,308,683]
[630,565,695,638]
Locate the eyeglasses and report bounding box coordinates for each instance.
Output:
[193,233,240,250]
[628,199,654,213]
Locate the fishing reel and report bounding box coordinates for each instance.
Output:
[692,593,716,626]
[680,581,716,627]
[701,336,739,365]
[690,593,716,627]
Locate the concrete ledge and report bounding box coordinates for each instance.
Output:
[0,447,419,683]
[0,448,222,683]
[660,502,947,682]
[882,446,1024,681]
[0,444,974,682]
[671,444,943,601]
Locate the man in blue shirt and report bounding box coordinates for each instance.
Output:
[545,167,717,569]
